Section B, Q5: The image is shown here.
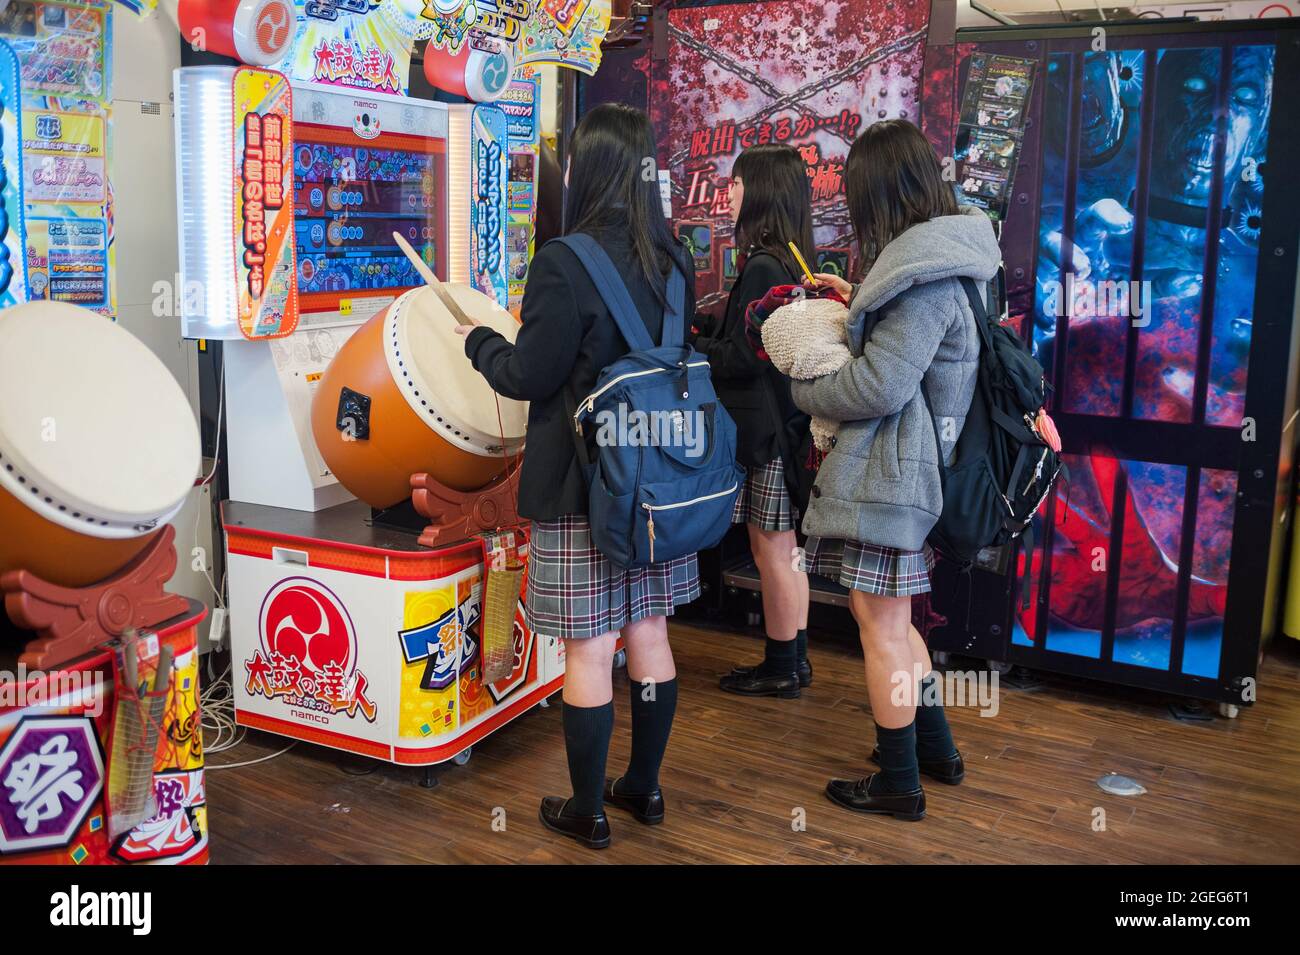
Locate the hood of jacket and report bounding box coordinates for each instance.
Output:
[850,205,1002,317]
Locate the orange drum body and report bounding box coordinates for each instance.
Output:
[0,302,201,589]
[311,285,528,509]
[0,490,158,588]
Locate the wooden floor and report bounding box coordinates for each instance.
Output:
[206,623,1300,864]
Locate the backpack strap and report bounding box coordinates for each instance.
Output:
[662,266,686,348]
[553,234,685,351]
[958,275,994,348]
[919,378,947,490]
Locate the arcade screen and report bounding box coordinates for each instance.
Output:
[293,125,447,319]
[580,0,931,309]
[923,24,1284,681]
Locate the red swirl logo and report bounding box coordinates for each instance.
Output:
[258,578,356,682]
[255,1,292,56]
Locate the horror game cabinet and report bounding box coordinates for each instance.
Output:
[577,0,936,614]
[171,1,617,775]
[919,18,1300,715]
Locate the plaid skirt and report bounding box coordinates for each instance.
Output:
[526,515,701,640]
[802,537,935,597]
[731,457,797,532]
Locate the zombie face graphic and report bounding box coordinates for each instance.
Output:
[1045,52,1129,166]
[1150,46,1272,207]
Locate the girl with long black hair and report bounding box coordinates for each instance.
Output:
[455,104,696,849]
[696,144,815,699]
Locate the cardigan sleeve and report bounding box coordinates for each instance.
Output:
[790,290,956,423]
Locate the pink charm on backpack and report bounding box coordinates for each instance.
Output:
[1035,408,1062,453]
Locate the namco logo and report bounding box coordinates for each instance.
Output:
[258,577,356,685]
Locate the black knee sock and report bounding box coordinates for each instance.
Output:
[795,628,808,664]
[562,701,614,815]
[621,677,678,794]
[757,637,798,676]
[915,672,957,761]
[873,721,921,793]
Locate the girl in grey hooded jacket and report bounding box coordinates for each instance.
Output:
[794,120,1002,821]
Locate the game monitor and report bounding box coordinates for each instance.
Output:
[579,0,933,310]
[291,84,449,327]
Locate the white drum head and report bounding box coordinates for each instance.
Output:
[0,302,201,539]
[385,285,528,456]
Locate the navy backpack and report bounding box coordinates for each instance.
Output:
[556,234,744,569]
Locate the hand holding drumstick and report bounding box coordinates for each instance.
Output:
[787,240,852,300]
[391,231,479,335]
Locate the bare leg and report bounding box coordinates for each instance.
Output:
[561,631,617,706]
[621,614,675,684]
[907,623,933,678]
[748,525,809,643]
[850,590,916,729]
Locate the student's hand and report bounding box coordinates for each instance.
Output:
[453,318,479,337]
[810,273,852,299]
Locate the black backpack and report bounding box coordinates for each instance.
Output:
[921,277,1065,605]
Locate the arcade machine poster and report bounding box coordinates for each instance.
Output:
[581,0,931,309]
[920,21,1300,701]
[0,0,114,317]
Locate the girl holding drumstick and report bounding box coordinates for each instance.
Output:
[453,104,697,849]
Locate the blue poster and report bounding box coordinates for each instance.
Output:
[470,103,508,308]
[0,38,27,308]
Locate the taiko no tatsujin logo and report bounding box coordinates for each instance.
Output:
[244,577,377,721]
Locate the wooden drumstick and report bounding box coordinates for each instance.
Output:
[391,230,474,328]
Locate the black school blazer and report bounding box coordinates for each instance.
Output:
[465,231,696,522]
[693,251,809,469]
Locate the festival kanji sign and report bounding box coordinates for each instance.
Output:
[0,716,104,853]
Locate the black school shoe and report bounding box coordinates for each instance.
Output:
[729,657,813,688]
[718,667,801,698]
[825,774,926,821]
[538,796,611,849]
[870,747,965,786]
[604,777,665,825]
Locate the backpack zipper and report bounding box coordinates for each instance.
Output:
[640,481,739,562]
[575,360,711,427]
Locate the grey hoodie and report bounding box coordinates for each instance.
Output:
[791,206,1001,552]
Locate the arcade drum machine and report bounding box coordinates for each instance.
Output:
[0,302,210,865]
[918,16,1300,717]
[169,0,621,779]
